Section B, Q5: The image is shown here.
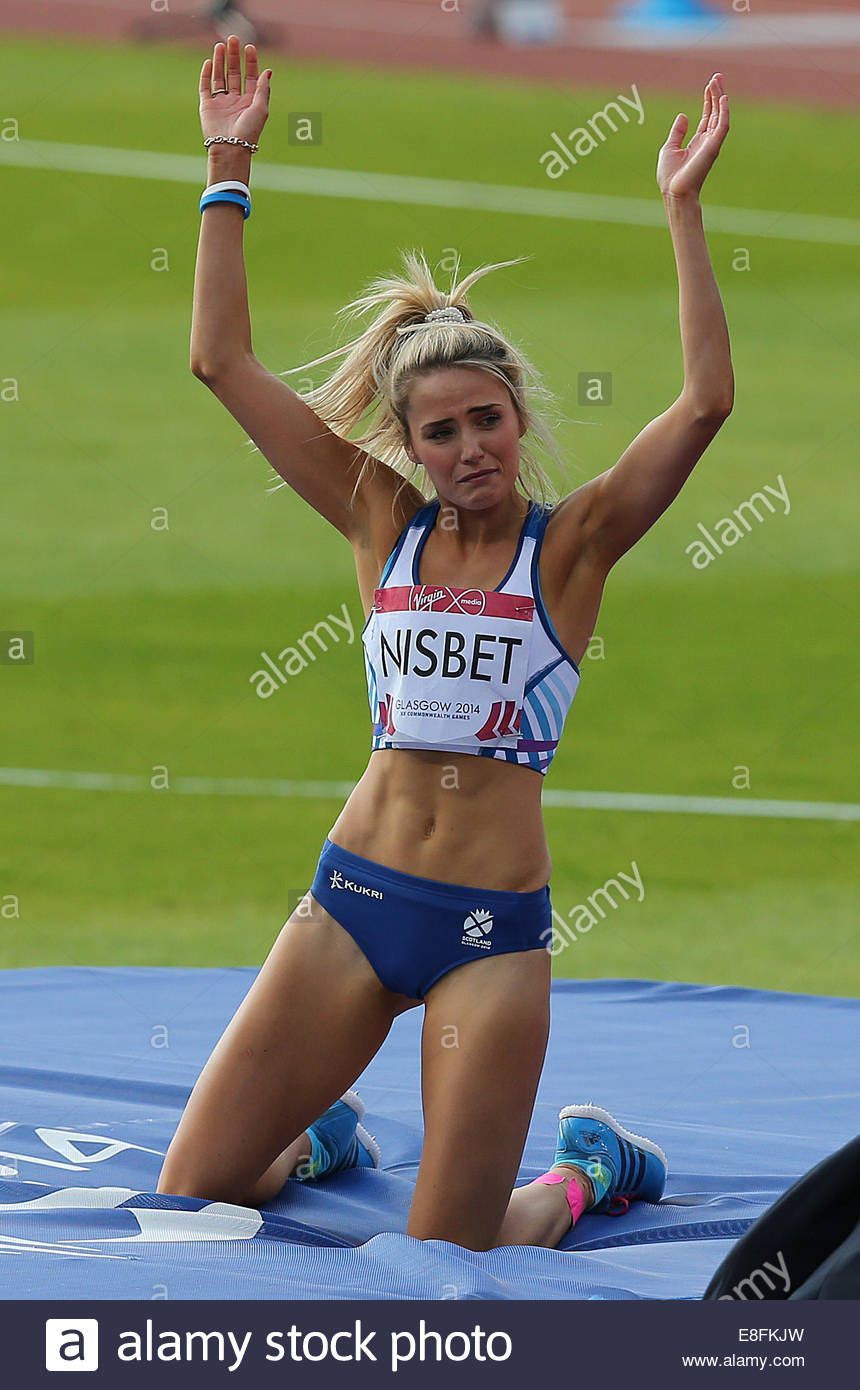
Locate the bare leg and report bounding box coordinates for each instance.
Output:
[240,993,420,1208]
[406,944,602,1251]
[492,1163,595,1247]
[156,892,417,1206]
[241,1132,311,1207]
[408,949,552,1251]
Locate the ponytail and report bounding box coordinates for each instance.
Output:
[267,249,571,514]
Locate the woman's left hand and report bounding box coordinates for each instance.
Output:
[657,73,730,202]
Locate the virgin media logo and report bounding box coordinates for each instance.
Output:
[409,587,487,614]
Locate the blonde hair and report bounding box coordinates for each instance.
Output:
[269,249,571,515]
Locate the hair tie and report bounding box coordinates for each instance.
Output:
[395,305,468,336]
[424,306,467,324]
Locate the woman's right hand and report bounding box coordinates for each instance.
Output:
[199,35,272,149]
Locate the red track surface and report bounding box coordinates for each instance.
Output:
[2,0,857,107]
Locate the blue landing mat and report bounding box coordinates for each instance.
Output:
[1,969,857,1300]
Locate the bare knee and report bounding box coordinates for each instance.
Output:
[406,1209,497,1252]
[407,1221,494,1253]
[155,1166,210,1201]
[155,1158,243,1205]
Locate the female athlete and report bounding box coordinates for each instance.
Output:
[157,38,732,1253]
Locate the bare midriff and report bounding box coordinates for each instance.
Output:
[327,747,552,893]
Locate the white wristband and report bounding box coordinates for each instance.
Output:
[203,179,251,198]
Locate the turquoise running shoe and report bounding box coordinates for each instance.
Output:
[293,1088,381,1182]
[553,1103,668,1216]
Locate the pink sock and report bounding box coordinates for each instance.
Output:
[532,1169,587,1227]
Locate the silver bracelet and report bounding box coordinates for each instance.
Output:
[204,135,259,154]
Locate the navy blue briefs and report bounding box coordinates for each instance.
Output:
[309,836,552,1001]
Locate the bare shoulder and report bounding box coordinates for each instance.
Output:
[536,477,613,667]
[538,475,606,588]
[351,457,427,617]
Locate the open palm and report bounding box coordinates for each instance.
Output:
[657,73,730,201]
[199,35,271,148]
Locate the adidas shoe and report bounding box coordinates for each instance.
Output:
[293,1088,381,1182]
[553,1103,668,1216]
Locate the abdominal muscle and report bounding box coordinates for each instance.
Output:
[327,747,552,893]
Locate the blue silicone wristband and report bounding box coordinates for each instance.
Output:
[199,190,251,220]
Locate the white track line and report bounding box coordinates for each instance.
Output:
[2,140,859,247]
[542,789,859,821]
[0,767,856,821]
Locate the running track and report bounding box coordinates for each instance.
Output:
[2,0,858,109]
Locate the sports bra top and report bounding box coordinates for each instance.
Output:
[361,496,581,774]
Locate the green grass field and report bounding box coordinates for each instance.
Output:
[2,37,857,992]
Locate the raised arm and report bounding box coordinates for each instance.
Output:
[190,37,416,545]
[567,74,734,573]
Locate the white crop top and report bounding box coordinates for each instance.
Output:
[361,497,581,775]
